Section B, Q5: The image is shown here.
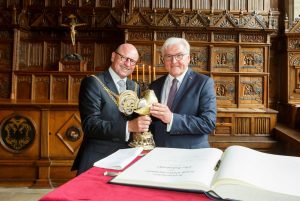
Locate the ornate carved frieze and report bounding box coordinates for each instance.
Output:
[241,33,265,43]
[156,31,181,41]
[123,10,273,30]
[128,31,153,41]
[288,53,300,66]
[214,33,238,42]
[185,32,208,41]
[288,39,300,50]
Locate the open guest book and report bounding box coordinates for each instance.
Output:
[110,146,300,201]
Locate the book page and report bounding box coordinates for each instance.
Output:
[110,147,223,192]
[93,147,143,170]
[211,146,300,200]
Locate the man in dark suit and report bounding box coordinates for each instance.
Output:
[72,43,151,175]
[150,37,216,148]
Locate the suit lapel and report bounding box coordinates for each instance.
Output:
[155,76,167,103]
[171,68,194,109]
[103,70,119,94]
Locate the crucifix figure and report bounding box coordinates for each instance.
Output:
[62,14,86,52]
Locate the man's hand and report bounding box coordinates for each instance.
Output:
[128,115,152,133]
[150,103,172,124]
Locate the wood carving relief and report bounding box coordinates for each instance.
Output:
[55,113,82,154]
[212,47,236,72]
[241,33,266,43]
[135,45,152,66]
[240,48,264,72]
[240,77,263,105]
[288,39,300,50]
[190,46,208,71]
[214,76,236,106]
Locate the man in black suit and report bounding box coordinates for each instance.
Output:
[72,43,151,175]
[150,37,216,148]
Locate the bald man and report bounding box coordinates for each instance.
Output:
[72,43,151,175]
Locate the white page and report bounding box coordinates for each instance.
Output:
[212,146,300,197]
[93,147,143,170]
[111,147,223,191]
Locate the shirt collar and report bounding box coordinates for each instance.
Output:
[166,67,188,84]
[109,67,127,84]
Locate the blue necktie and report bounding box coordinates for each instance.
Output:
[167,78,178,108]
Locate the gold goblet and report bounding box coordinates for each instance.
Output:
[118,90,157,150]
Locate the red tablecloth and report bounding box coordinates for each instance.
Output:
[39,166,212,201]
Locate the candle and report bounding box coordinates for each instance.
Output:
[142,64,145,82]
[148,65,151,83]
[153,66,156,80]
[136,65,139,81]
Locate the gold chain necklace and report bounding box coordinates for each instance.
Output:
[90,75,138,106]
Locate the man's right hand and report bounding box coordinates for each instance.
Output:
[128,115,152,133]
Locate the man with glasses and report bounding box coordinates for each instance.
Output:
[72,43,151,175]
[150,37,216,148]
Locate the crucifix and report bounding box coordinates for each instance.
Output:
[62,14,86,53]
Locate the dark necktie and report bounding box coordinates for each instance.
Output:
[117,80,126,94]
[167,78,178,108]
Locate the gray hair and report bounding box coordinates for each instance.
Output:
[161,37,190,57]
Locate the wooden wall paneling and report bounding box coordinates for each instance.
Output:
[44,42,60,71]
[214,75,237,108]
[239,75,266,108]
[70,75,85,102]
[0,109,41,186]
[16,74,32,100]
[34,109,52,187]
[0,73,11,99]
[78,42,94,70]
[190,45,209,73]
[0,32,13,71]
[211,46,237,73]
[48,110,82,185]
[94,43,117,71]
[51,75,68,101]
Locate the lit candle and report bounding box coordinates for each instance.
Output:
[142,64,145,82]
[136,65,139,81]
[153,66,156,80]
[148,65,151,83]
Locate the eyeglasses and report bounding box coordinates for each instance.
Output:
[164,53,187,61]
[115,52,137,66]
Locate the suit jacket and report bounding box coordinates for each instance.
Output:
[149,68,216,148]
[72,70,139,174]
